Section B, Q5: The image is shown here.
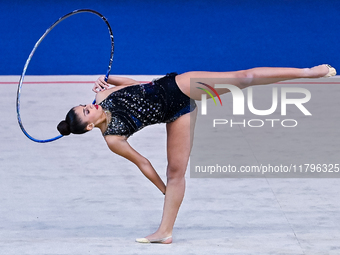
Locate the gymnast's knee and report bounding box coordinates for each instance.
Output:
[235,70,254,88]
[166,164,186,181]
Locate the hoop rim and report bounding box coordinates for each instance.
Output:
[16,9,114,143]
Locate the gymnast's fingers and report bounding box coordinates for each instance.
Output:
[97,76,109,88]
[99,82,109,90]
[92,83,103,93]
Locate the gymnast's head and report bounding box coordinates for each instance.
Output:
[57,104,101,136]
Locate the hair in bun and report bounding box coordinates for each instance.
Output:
[57,120,71,136]
[57,107,89,136]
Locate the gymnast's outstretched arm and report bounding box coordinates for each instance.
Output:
[104,135,166,195]
[93,75,140,92]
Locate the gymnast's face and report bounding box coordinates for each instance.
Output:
[73,104,103,130]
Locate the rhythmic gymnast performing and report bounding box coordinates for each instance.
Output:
[56,64,336,244]
[16,8,337,245]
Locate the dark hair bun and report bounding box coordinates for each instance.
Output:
[57,120,71,136]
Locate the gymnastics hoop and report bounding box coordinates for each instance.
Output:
[16,9,114,143]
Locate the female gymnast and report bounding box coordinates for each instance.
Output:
[57,64,336,244]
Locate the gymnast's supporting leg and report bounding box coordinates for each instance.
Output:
[139,108,197,244]
[176,64,335,100]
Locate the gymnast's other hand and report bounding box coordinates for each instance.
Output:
[93,75,110,93]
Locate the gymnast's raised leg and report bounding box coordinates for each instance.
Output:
[176,64,336,100]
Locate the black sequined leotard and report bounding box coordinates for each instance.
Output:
[98,73,197,137]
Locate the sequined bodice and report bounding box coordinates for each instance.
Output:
[99,82,167,137]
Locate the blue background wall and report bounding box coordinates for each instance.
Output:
[2,0,340,75]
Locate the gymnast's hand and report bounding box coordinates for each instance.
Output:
[93,75,110,93]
